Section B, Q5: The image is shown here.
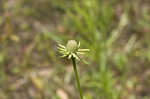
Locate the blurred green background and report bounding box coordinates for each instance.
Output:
[0,0,150,99]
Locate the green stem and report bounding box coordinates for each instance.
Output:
[71,57,83,99]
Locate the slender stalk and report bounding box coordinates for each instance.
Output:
[71,57,83,99]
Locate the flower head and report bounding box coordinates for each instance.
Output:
[57,40,90,60]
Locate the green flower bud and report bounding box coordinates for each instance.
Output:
[58,40,89,60]
[66,40,78,52]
